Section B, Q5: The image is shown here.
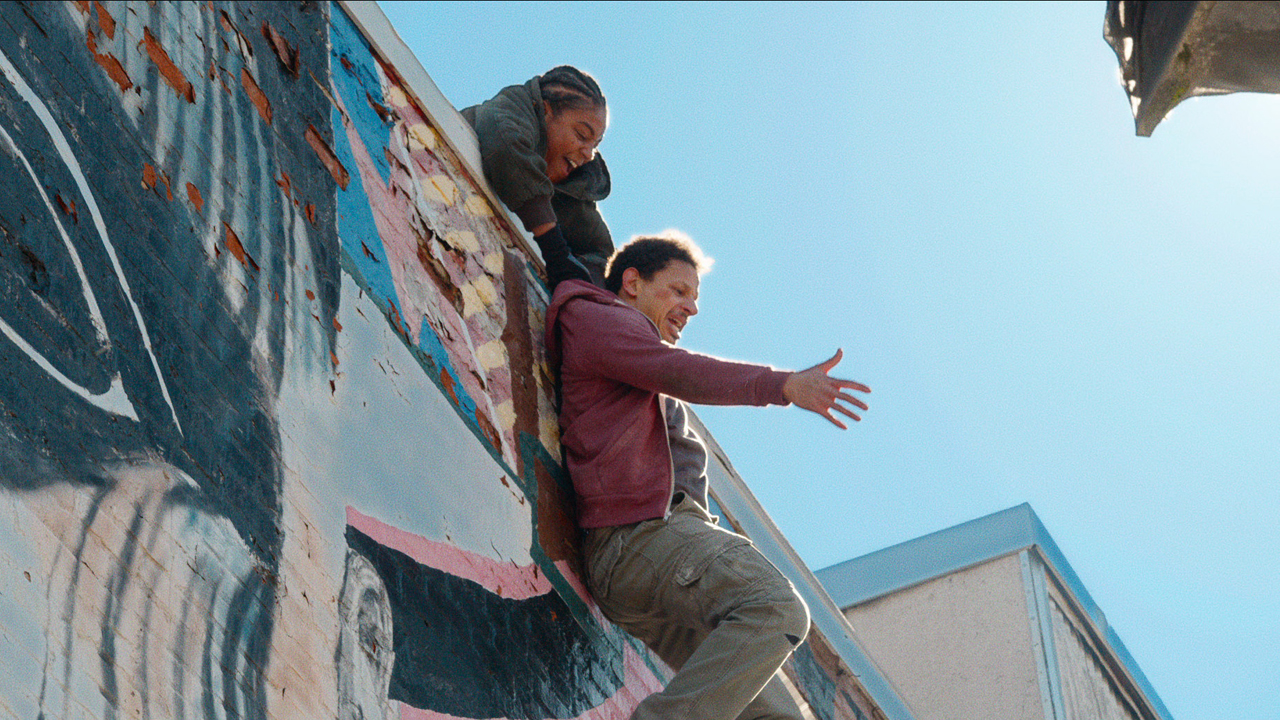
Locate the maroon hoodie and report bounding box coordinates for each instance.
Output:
[545,280,790,528]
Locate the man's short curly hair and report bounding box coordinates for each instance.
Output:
[604,232,711,295]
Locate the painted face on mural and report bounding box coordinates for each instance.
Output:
[542,102,606,183]
[621,260,700,344]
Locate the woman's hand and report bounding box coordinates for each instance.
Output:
[782,349,870,429]
[533,224,591,291]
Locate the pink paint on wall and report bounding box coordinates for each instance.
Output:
[331,75,518,466]
[347,506,553,600]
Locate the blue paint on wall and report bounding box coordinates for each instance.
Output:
[330,6,395,187]
[328,8,481,431]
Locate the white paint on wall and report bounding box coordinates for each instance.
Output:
[277,277,534,569]
[0,44,181,433]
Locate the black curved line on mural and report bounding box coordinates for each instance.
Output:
[345,526,627,720]
[0,2,339,718]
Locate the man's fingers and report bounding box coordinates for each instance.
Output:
[836,392,869,412]
[832,403,862,422]
[834,378,871,394]
[791,350,870,429]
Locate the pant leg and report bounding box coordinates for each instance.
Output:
[584,499,810,720]
[735,672,806,720]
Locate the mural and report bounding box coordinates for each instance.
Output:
[0,1,338,717]
[0,2,883,720]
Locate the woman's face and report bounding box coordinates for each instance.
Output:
[542,102,607,183]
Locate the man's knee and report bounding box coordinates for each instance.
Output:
[777,590,810,648]
[726,545,810,647]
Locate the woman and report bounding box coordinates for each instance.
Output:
[462,66,612,289]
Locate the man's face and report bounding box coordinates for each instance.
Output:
[625,261,700,344]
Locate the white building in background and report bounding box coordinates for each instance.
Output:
[816,504,1173,720]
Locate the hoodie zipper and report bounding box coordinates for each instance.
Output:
[659,393,675,520]
[623,300,678,521]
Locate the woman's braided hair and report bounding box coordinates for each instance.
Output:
[539,65,606,115]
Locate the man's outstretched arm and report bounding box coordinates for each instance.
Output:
[782,349,870,430]
[558,298,870,418]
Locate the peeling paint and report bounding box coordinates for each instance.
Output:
[261,21,299,78]
[141,164,175,200]
[141,27,194,103]
[186,181,203,212]
[241,66,272,124]
[92,1,116,39]
[86,29,132,92]
[306,124,349,189]
[223,221,259,272]
[219,10,253,58]
[54,192,78,223]
[414,233,464,315]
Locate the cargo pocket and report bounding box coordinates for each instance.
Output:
[588,520,645,599]
[673,534,752,587]
[585,530,623,601]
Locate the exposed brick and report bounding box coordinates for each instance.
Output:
[0,4,885,720]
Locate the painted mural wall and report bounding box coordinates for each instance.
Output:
[0,2,888,719]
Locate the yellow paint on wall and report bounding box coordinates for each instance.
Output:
[476,339,508,371]
[463,193,493,217]
[482,251,505,275]
[445,230,480,253]
[423,174,457,205]
[540,412,561,450]
[460,282,482,319]
[407,122,437,151]
[471,275,498,308]
[384,83,409,108]
[492,399,516,434]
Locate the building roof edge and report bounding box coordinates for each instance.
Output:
[816,504,1174,720]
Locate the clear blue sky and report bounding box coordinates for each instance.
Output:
[379,3,1278,718]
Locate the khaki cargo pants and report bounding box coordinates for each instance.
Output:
[584,494,811,720]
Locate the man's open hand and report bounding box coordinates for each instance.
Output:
[782,349,870,429]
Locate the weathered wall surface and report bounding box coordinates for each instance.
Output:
[0,2,892,719]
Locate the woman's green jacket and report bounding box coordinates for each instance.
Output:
[461,77,613,283]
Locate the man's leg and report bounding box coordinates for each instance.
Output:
[584,499,810,720]
[735,672,806,720]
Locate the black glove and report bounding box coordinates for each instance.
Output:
[533,224,591,292]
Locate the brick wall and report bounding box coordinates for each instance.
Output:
[0,2,899,719]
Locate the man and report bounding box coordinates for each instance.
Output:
[545,233,870,720]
